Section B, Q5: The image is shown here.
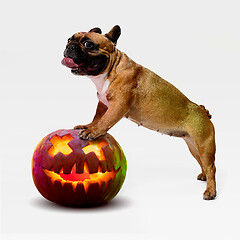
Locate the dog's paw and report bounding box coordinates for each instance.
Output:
[203,189,216,200]
[197,173,206,181]
[78,128,103,140]
[74,124,89,130]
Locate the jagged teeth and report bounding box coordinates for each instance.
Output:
[60,181,65,187]
[71,181,78,191]
[49,176,114,193]
[43,163,119,193]
[53,162,110,175]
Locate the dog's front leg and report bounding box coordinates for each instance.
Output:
[74,101,108,130]
[78,92,133,140]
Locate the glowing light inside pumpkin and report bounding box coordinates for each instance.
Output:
[45,135,116,192]
[59,163,90,181]
[48,134,73,157]
[82,140,107,160]
[43,162,119,192]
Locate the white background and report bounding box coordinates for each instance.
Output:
[1,0,240,239]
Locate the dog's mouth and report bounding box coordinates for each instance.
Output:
[61,56,108,76]
[61,57,83,69]
[61,57,89,75]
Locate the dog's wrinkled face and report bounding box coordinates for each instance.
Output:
[62,26,121,76]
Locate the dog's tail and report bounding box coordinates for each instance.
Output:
[199,105,212,119]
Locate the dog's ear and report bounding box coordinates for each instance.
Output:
[89,27,102,34]
[105,25,121,44]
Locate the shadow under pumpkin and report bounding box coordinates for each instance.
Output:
[32,129,127,206]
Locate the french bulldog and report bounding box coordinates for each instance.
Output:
[62,25,216,200]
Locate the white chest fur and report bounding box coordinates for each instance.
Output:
[89,73,110,107]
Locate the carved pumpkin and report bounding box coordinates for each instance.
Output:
[32,129,127,206]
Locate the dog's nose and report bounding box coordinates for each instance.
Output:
[64,43,81,58]
[64,42,86,64]
[67,42,79,51]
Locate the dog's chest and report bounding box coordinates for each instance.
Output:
[89,74,110,107]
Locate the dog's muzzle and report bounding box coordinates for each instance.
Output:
[63,42,86,64]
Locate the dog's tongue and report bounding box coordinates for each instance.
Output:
[61,57,80,68]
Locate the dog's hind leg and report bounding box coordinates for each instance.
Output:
[184,137,206,181]
[185,109,216,200]
[197,133,216,200]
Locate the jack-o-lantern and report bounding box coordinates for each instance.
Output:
[32,129,127,206]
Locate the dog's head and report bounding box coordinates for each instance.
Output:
[62,25,121,76]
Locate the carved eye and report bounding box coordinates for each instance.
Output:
[84,41,95,50]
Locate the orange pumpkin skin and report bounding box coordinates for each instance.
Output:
[32,129,127,206]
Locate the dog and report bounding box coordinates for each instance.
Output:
[62,25,216,200]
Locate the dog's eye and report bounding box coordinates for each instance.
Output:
[84,41,95,49]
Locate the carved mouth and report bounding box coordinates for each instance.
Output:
[43,162,119,193]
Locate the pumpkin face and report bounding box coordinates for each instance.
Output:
[32,129,127,206]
